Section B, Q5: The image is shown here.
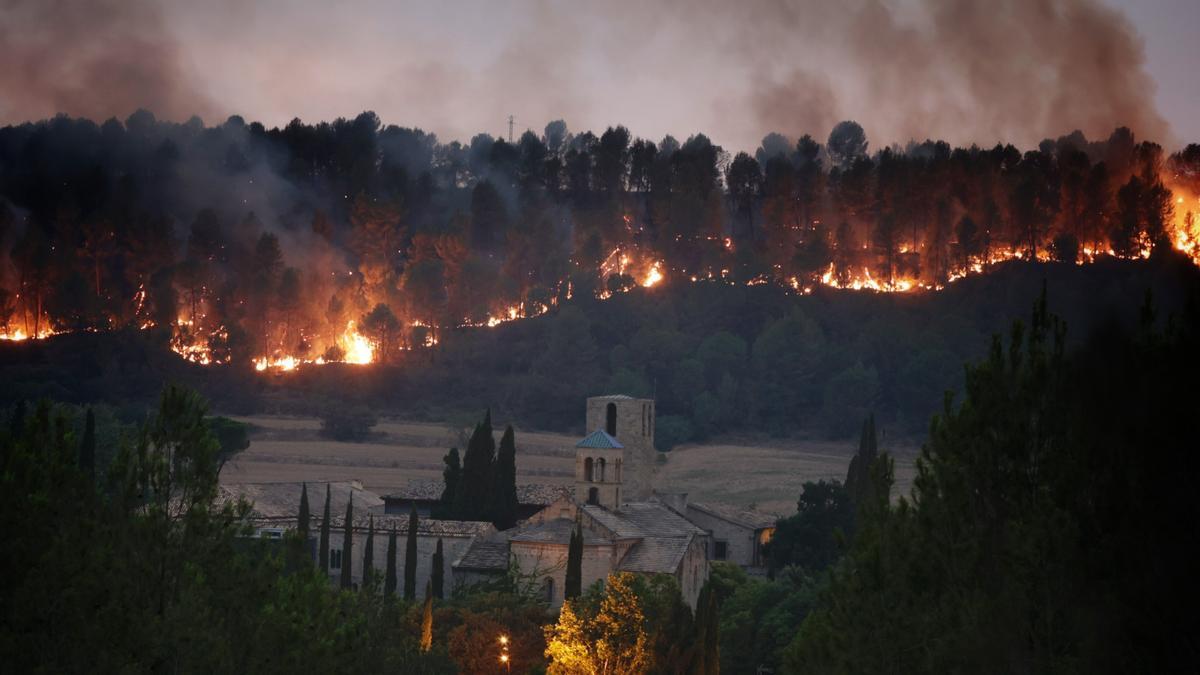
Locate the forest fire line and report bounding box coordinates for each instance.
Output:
[1,115,1198,371]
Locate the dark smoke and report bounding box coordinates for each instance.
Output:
[0,0,214,123]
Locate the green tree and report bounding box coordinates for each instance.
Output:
[691,582,720,675]
[79,407,95,478]
[491,425,519,529]
[340,495,354,589]
[404,505,418,600]
[844,414,878,507]
[384,526,398,597]
[565,519,583,601]
[431,539,445,599]
[319,483,331,575]
[765,480,854,575]
[439,446,461,511]
[454,411,495,520]
[362,514,375,589]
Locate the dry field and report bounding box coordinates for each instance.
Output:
[220,415,916,516]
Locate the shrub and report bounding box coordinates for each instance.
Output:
[320,405,378,441]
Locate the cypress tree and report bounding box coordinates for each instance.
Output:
[490,425,519,529]
[404,504,419,600]
[10,400,26,438]
[454,411,495,520]
[420,580,433,652]
[319,483,331,574]
[690,582,721,675]
[297,482,310,544]
[431,538,445,599]
[846,414,878,506]
[565,519,583,600]
[384,526,398,597]
[440,446,461,513]
[362,514,375,588]
[79,407,95,478]
[340,494,354,589]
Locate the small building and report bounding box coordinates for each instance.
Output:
[220,481,494,594]
[684,501,777,573]
[383,478,571,520]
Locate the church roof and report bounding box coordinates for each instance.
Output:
[618,535,698,574]
[508,518,610,545]
[576,430,624,449]
[384,478,571,506]
[454,539,511,571]
[591,394,634,400]
[582,502,708,539]
[687,501,779,531]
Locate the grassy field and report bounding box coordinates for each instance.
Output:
[220,415,916,516]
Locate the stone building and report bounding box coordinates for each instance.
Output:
[683,501,776,573]
[452,395,715,609]
[220,481,493,594]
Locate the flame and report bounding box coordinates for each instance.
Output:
[641,262,664,288]
[340,321,373,364]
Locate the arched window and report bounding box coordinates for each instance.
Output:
[615,459,622,482]
[606,402,617,436]
[584,457,593,482]
[544,577,555,603]
[587,487,599,505]
[597,457,606,482]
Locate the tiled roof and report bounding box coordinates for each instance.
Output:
[618,535,696,574]
[591,394,634,400]
[220,481,383,520]
[507,518,610,545]
[454,539,511,571]
[582,502,707,539]
[576,430,624,449]
[687,501,779,530]
[220,481,492,535]
[384,478,571,506]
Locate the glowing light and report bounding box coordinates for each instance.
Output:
[641,263,664,288]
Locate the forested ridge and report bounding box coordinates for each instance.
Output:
[1,109,1198,439]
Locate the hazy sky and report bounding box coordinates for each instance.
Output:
[1,0,1196,153]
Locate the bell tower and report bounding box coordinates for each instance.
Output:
[574,430,624,509]
[584,394,655,502]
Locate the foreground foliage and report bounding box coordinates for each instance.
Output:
[785,289,1200,673]
[0,385,452,673]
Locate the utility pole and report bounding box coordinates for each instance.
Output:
[507,115,514,143]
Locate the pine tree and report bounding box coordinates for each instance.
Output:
[79,407,95,478]
[431,538,445,599]
[404,504,418,600]
[385,526,398,597]
[565,518,583,600]
[845,414,878,506]
[420,580,433,652]
[490,425,519,529]
[340,494,354,589]
[362,514,375,588]
[319,483,331,574]
[440,446,461,512]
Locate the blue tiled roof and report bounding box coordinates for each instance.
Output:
[576,429,624,449]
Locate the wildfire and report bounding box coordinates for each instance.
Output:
[641,262,664,288]
[0,326,59,341]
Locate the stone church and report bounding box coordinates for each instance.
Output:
[452,394,772,609]
[222,395,776,607]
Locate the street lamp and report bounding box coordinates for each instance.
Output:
[499,634,511,672]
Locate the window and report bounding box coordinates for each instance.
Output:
[713,541,728,560]
[544,577,555,603]
[615,459,622,482]
[641,404,646,436]
[597,457,606,482]
[331,549,343,569]
[606,402,617,436]
[584,457,594,482]
[588,487,599,505]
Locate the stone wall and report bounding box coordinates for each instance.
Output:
[684,506,762,568]
[510,540,618,608]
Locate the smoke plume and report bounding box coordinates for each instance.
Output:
[0,0,1173,151]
